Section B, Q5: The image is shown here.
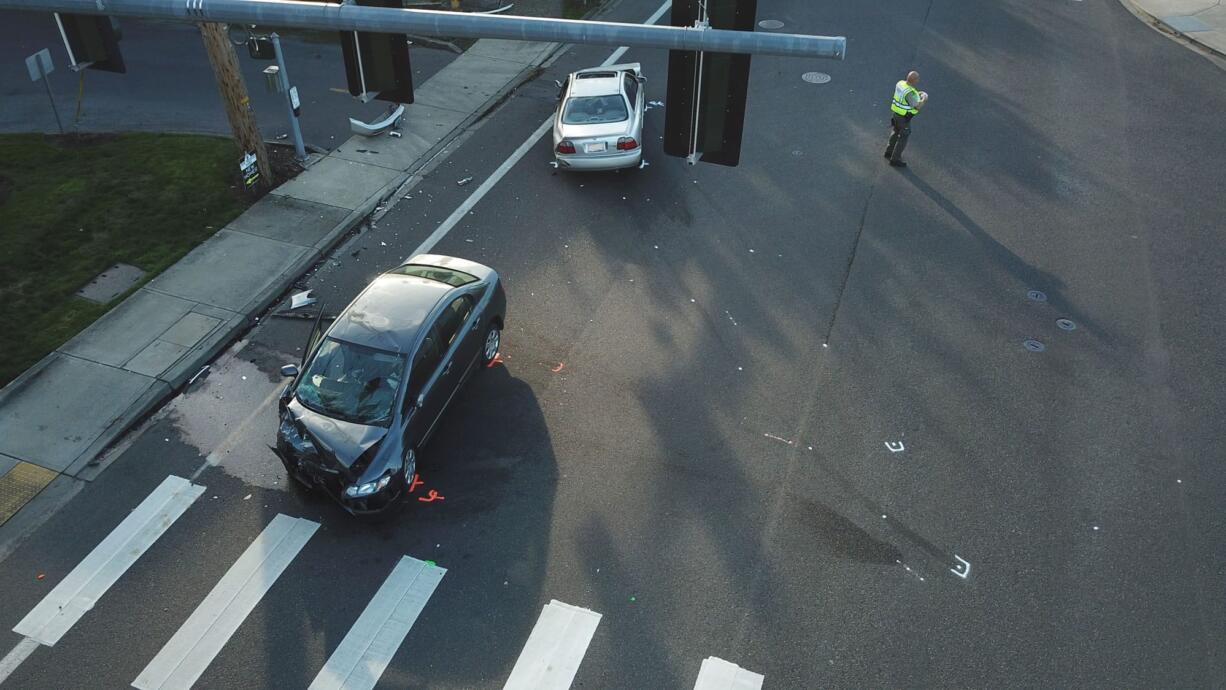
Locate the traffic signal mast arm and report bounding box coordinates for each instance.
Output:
[0,0,846,60]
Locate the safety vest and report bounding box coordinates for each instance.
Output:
[891,80,919,116]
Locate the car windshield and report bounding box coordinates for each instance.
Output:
[562,95,629,124]
[386,264,478,287]
[294,338,404,426]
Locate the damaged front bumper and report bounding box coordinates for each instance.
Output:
[271,442,406,515]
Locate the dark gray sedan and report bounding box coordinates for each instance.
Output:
[274,254,506,514]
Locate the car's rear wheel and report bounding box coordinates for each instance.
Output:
[482,324,501,366]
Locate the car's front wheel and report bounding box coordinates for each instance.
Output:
[481,324,501,367]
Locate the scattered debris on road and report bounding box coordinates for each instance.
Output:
[289,291,316,309]
[457,176,474,186]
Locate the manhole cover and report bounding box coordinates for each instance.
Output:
[1056,318,1076,331]
[1026,289,1047,302]
[802,71,832,84]
[758,19,785,30]
[1023,339,1046,352]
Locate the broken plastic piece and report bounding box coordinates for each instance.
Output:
[350,103,405,137]
[457,176,474,186]
[290,291,316,309]
[388,130,402,138]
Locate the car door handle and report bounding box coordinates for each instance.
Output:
[443,361,453,375]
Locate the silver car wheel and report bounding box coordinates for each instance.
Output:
[484,327,500,362]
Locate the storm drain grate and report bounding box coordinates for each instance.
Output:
[802,72,832,84]
[1023,339,1046,352]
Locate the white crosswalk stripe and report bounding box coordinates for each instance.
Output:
[132,514,318,690]
[692,657,764,690]
[503,600,602,690]
[13,475,204,646]
[308,556,446,690]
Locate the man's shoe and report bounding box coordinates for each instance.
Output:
[889,160,907,168]
[883,151,892,159]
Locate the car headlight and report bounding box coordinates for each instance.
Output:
[344,473,393,498]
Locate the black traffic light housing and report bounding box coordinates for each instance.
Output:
[663,0,758,167]
[340,0,414,104]
[54,13,126,73]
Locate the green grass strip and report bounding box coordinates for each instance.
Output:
[0,133,252,386]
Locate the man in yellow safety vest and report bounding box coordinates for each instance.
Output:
[884,70,928,167]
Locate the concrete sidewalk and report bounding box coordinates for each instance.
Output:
[1127,0,1226,57]
[0,37,558,527]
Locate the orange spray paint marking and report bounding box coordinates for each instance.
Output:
[418,489,445,503]
[485,352,505,369]
[409,473,425,493]
[551,362,565,373]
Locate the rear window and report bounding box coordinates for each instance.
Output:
[562,95,629,125]
[387,265,478,287]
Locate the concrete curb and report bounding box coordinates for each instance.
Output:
[1120,0,1226,61]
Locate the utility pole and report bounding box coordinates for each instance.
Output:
[198,21,271,186]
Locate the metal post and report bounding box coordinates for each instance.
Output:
[269,33,307,161]
[39,61,64,135]
[0,0,846,60]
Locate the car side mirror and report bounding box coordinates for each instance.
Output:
[280,364,299,378]
[636,75,647,83]
[416,393,425,408]
[554,79,563,90]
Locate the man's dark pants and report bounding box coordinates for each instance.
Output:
[885,113,913,163]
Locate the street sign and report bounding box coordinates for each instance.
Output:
[289,86,300,116]
[25,48,53,82]
[240,151,260,188]
[25,48,64,134]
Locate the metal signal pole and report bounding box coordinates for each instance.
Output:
[0,0,846,60]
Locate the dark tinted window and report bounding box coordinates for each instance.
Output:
[387,264,478,287]
[436,295,474,348]
[624,74,638,107]
[406,325,443,404]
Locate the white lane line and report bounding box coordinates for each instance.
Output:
[308,556,446,690]
[132,514,318,690]
[410,0,672,257]
[0,638,40,685]
[692,656,764,690]
[14,475,205,646]
[502,600,601,690]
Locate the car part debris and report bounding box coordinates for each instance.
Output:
[290,290,316,309]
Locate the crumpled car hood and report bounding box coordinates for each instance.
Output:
[286,398,388,470]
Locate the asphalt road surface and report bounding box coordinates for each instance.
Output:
[0,11,456,148]
[3,0,1226,687]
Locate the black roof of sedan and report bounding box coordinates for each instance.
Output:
[326,273,453,354]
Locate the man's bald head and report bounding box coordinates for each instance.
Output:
[906,71,920,85]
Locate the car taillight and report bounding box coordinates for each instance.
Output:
[556,140,576,154]
[616,137,639,151]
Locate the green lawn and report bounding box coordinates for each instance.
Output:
[0,133,252,387]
